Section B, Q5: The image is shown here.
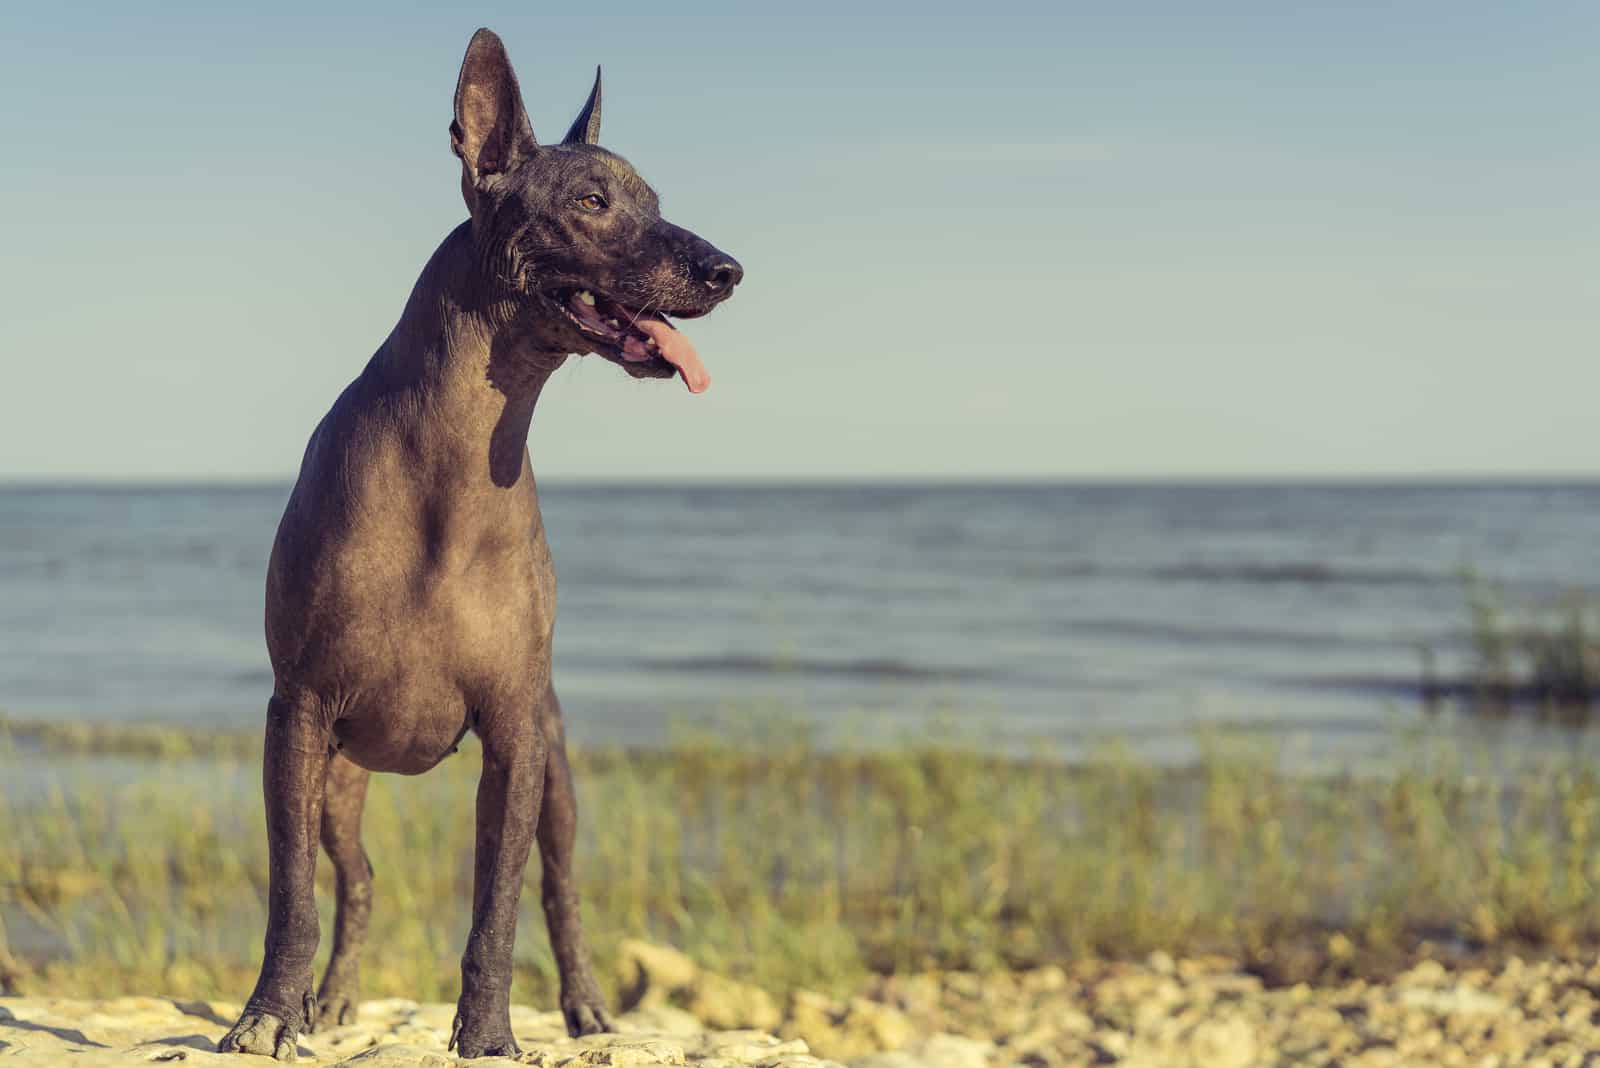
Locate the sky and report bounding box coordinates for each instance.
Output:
[0,2,1595,481]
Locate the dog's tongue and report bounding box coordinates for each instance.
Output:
[635,318,710,394]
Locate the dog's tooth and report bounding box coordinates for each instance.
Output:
[607,319,621,328]
[577,291,596,306]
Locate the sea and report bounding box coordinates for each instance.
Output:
[4,481,1600,769]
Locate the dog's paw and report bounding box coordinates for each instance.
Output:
[217,1007,300,1060]
[308,987,358,1032]
[448,1006,521,1059]
[561,986,615,1037]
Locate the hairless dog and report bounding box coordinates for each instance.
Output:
[218,28,742,1060]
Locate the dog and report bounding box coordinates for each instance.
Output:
[217,28,742,1060]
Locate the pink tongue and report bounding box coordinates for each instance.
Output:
[635,318,710,394]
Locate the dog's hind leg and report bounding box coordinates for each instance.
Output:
[310,753,372,1031]
[220,694,332,1060]
[537,683,615,1036]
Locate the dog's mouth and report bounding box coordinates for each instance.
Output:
[555,287,665,356]
[550,287,709,389]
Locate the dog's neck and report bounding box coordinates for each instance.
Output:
[369,222,570,491]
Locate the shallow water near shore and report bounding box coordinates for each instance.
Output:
[3,481,1600,768]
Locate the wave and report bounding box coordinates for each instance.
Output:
[634,653,1009,685]
[1061,618,1458,652]
[1146,562,1446,587]
[1007,559,1454,588]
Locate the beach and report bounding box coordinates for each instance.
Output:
[7,484,1600,1064]
[8,944,1600,1066]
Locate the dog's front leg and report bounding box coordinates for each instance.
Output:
[220,695,332,1061]
[449,711,547,1059]
[537,684,614,1036]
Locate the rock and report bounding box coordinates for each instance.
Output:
[778,992,915,1061]
[619,940,703,1010]
[1181,1014,1256,1068]
[0,996,845,1067]
[1087,1029,1130,1060]
[338,1047,455,1068]
[848,1034,993,1068]
[1398,985,1508,1017]
[843,1055,920,1068]
[841,999,915,1051]
[619,1004,707,1036]
[784,991,842,1050]
[20,949,1600,1068]
[1397,959,1449,987]
[1019,966,1068,994]
[616,942,779,1034]
[688,973,783,1032]
[693,1032,810,1061]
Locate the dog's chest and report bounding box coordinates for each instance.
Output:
[269,499,557,712]
[383,526,553,681]
[415,536,555,674]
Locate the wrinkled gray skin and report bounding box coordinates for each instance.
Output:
[217,29,741,1061]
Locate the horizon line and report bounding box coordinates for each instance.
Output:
[4,472,1600,490]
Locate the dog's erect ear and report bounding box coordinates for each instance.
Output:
[562,67,602,146]
[450,28,537,183]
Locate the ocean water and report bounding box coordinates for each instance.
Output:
[3,482,1599,765]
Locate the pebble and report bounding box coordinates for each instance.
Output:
[0,998,838,1067]
[12,946,1600,1067]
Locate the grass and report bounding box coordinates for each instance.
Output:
[1438,577,1600,721]
[8,716,1600,1008]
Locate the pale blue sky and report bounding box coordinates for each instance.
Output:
[1,3,1595,480]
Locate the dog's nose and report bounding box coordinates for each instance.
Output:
[699,253,744,296]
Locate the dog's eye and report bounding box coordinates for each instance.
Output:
[577,194,608,213]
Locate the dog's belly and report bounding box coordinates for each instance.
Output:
[307,591,553,775]
[332,689,472,775]
[288,583,554,771]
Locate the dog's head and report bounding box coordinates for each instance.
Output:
[449,29,741,390]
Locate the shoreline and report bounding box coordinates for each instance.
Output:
[6,944,1600,1067]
